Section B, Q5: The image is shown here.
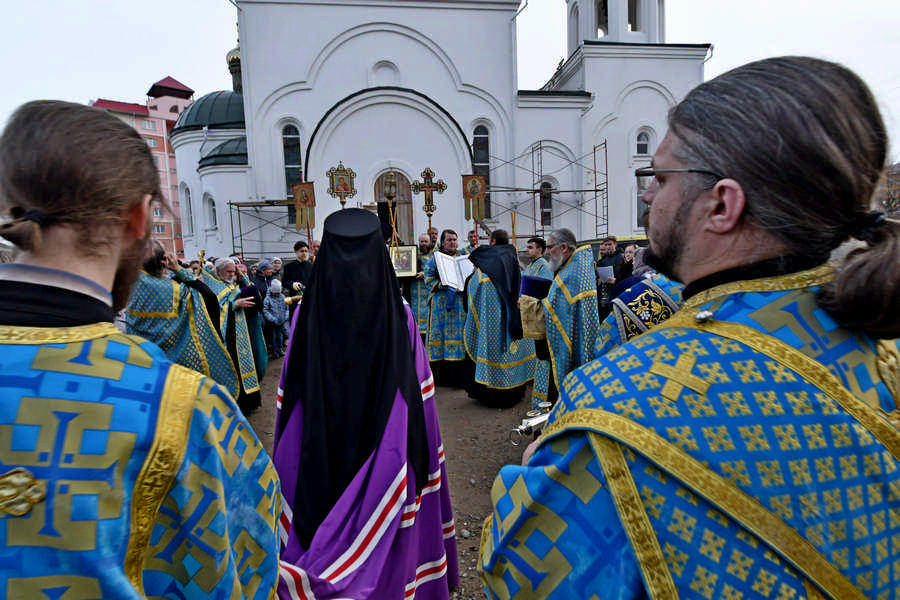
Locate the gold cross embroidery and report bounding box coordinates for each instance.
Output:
[650,354,711,403]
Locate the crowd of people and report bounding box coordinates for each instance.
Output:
[0,54,899,600]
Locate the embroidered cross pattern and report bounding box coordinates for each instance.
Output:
[650,354,711,403]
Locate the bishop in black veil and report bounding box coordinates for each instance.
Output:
[273,208,458,599]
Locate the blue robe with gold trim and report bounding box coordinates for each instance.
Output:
[126,269,239,399]
[409,253,432,332]
[464,268,536,391]
[481,266,900,599]
[542,245,599,393]
[424,252,467,362]
[525,257,553,408]
[202,268,267,397]
[595,272,684,358]
[0,323,279,598]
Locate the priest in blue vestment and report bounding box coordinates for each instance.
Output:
[523,236,553,408]
[0,100,279,599]
[409,232,433,333]
[424,229,470,385]
[480,57,900,599]
[203,258,268,414]
[536,228,599,405]
[464,230,535,407]
[126,244,239,399]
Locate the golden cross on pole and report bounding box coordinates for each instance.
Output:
[411,167,446,233]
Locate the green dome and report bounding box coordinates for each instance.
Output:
[198,136,247,168]
[172,90,244,134]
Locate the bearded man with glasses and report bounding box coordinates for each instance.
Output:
[481,56,900,599]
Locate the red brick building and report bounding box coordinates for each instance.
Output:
[91,77,194,257]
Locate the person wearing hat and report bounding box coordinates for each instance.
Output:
[262,278,289,358]
[275,208,458,598]
[253,259,276,355]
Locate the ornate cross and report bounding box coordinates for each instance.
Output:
[411,168,446,232]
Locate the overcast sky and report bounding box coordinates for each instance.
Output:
[2,0,899,159]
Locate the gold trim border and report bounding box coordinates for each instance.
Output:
[125,365,200,591]
[589,434,678,599]
[542,410,864,600]
[682,265,834,309]
[0,322,121,344]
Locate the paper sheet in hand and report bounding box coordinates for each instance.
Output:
[596,265,615,282]
[433,253,474,291]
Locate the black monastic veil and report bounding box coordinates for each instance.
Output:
[278,208,430,550]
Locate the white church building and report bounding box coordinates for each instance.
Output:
[172,0,709,260]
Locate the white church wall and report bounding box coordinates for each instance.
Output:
[236,0,519,244]
[580,44,707,237]
[513,99,588,242]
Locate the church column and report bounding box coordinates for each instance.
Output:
[581,0,597,46]
[607,0,626,41]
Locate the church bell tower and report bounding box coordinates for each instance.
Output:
[566,0,665,56]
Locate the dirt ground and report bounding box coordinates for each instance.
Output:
[250,356,532,599]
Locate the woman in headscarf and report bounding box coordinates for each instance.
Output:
[274,208,458,599]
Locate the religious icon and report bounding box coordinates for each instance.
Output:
[389,245,417,278]
[462,174,487,221]
[292,182,316,231]
[327,161,357,208]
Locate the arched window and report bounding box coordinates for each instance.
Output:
[636,131,650,155]
[472,125,492,218]
[180,184,193,236]
[540,182,553,227]
[283,124,303,224]
[203,194,218,230]
[597,0,609,37]
[628,0,641,32]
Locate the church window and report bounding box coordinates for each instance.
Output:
[628,0,642,32]
[282,124,303,224]
[204,194,218,230]
[597,0,609,37]
[636,131,650,155]
[473,125,492,218]
[540,182,553,227]
[181,184,194,236]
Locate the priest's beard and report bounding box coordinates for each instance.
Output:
[549,254,563,272]
[644,198,691,283]
[111,230,152,312]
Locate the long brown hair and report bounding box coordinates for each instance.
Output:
[0,100,165,255]
[668,56,899,337]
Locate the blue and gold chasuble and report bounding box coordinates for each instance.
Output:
[595,272,684,358]
[424,252,467,362]
[524,257,553,408]
[0,324,279,598]
[481,266,900,599]
[126,269,240,399]
[201,268,267,396]
[542,245,599,393]
[465,268,536,390]
[409,252,432,332]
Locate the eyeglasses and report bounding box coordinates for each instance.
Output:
[635,166,726,189]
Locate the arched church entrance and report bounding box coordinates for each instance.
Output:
[374,171,413,244]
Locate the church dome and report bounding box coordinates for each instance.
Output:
[171,90,244,135]
[198,136,247,167]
